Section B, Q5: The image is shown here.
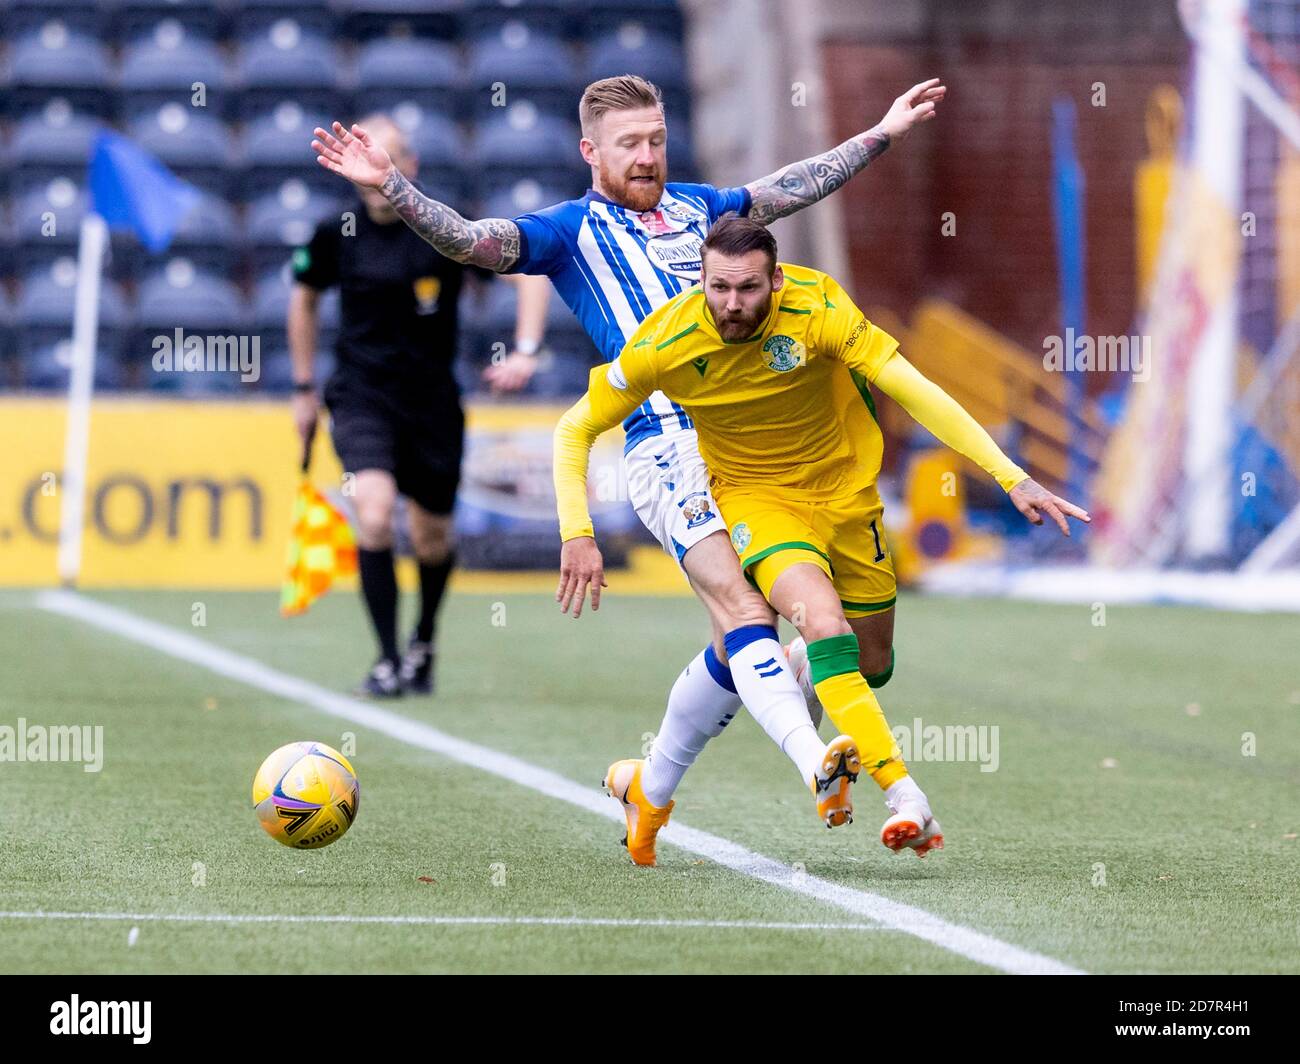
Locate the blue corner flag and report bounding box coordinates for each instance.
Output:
[88,130,201,253]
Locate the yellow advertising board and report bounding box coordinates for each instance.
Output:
[0,397,684,592]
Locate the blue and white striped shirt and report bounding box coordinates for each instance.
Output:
[509,182,752,450]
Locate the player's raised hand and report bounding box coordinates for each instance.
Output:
[311,122,393,189]
[1009,478,1091,537]
[557,536,607,618]
[879,78,947,140]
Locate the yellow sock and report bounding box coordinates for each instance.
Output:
[808,634,907,788]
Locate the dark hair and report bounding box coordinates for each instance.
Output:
[700,213,778,272]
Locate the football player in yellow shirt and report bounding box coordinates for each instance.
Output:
[554,215,1089,859]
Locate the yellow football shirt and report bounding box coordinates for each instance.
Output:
[597,263,894,496]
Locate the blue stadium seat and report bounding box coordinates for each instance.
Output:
[340,0,461,42]
[21,340,126,392]
[6,1,107,41]
[12,178,89,256]
[246,179,343,272]
[464,0,574,35]
[157,192,241,273]
[136,259,250,336]
[16,258,134,367]
[9,22,114,117]
[575,1,683,41]
[356,37,461,95]
[251,264,340,352]
[118,21,229,115]
[234,0,338,39]
[238,102,339,202]
[9,102,102,181]
[126,106,235,200]
[467,23,579,114]
[473,105,583,190]
[481,180,580,223]
[116,0,224,43]
[585,27,687,92]
[236,20,343,116]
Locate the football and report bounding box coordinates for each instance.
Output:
[252,741,360,849]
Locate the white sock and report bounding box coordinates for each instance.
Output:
[884,775,931,818]
[641,646,742,807]
[725,625,827,785]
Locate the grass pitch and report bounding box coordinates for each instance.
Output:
[0,587,1296,974]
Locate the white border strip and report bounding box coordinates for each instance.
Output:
[36,590,1083,975]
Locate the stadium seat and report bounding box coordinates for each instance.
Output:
[126,106,236,200]
[21,339,126,392]
[9,22,114,117]
[118,21,229,116]
[11,179,89,260]
[15,258,134,371]
[240,102,335,197]
[481,180,580,223]
[355,37,461,97]
[5,1,107,41]
[464,0,575,35]
[236,20,343,117]
[157,192,242,274]
[233,0,338,39]
[136,258,250,339]
[576,1,684,41]
[585,27,688,93]
[467,23,579,115]
[472,104,584,190]
[9,101,102,186]
[116,0,224,43]
[246,180,343,272]
[252,264,340,341]
[340,0,461,42]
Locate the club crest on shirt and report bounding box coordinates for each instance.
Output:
[413,276,442,315]
[762,334,805,372]
[730,523,752,554]
[678,491,716,530]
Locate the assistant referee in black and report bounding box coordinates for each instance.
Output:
[289,113,550,697]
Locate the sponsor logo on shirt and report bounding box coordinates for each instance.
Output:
[761,334,806,372]
[645,231,704,278]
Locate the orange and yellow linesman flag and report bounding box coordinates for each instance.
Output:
[280,430,356,617]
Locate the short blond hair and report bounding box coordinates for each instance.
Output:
[579,75,664,140]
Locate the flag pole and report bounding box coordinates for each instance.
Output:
[57,211,108,586]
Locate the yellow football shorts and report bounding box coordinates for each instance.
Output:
[719,482,896,617]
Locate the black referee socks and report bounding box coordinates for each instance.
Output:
[358,547,401,664]
[417,552,456,644]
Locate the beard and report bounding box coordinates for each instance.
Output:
[712,303,768,341]
[600,159,664,212]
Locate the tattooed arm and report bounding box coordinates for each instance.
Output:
[379,167,521,271]
[744,78,946,226]
[312,121,521,271]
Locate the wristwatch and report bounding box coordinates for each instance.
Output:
[292,381,315,394]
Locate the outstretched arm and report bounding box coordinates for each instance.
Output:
[311,121,522,271]
[744,79,945,225]
[872,353,1092,536]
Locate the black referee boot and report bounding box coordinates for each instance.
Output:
[356,658,403,699]
[399,635,435,695]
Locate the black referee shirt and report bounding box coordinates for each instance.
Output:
[291,195,490,390]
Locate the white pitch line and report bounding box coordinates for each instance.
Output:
[0,911,883,933]
[37,590,1084,975]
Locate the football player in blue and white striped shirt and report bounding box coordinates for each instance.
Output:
[312,74,945,864]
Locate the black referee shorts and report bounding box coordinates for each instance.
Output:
[323,370,463,516]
